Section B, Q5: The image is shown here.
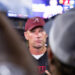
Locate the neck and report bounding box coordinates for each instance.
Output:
[29,46,47,55]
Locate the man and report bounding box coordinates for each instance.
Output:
[24,17,50,75]
[48,8,75,75]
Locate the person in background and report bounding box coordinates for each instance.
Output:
[24,17,51,75]
[48,8,75,75]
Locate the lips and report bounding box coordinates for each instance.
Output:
[36,40,42,43]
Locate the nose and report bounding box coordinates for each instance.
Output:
[35,32,42,38]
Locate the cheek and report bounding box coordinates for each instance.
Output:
[42,33,47,40]
[28,34,35,40]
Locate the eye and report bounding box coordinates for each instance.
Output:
[30,29,35,33]
[39,29,44,32]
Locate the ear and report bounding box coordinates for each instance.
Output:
[24,32,29,40]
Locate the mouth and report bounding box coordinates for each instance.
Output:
[36,40,42,43]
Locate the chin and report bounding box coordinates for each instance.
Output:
[34,45,42,48]
[37,44,43,47]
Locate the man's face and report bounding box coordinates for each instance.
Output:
[24,27,47,48]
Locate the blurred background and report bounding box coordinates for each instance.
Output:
[0,0,75,40]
